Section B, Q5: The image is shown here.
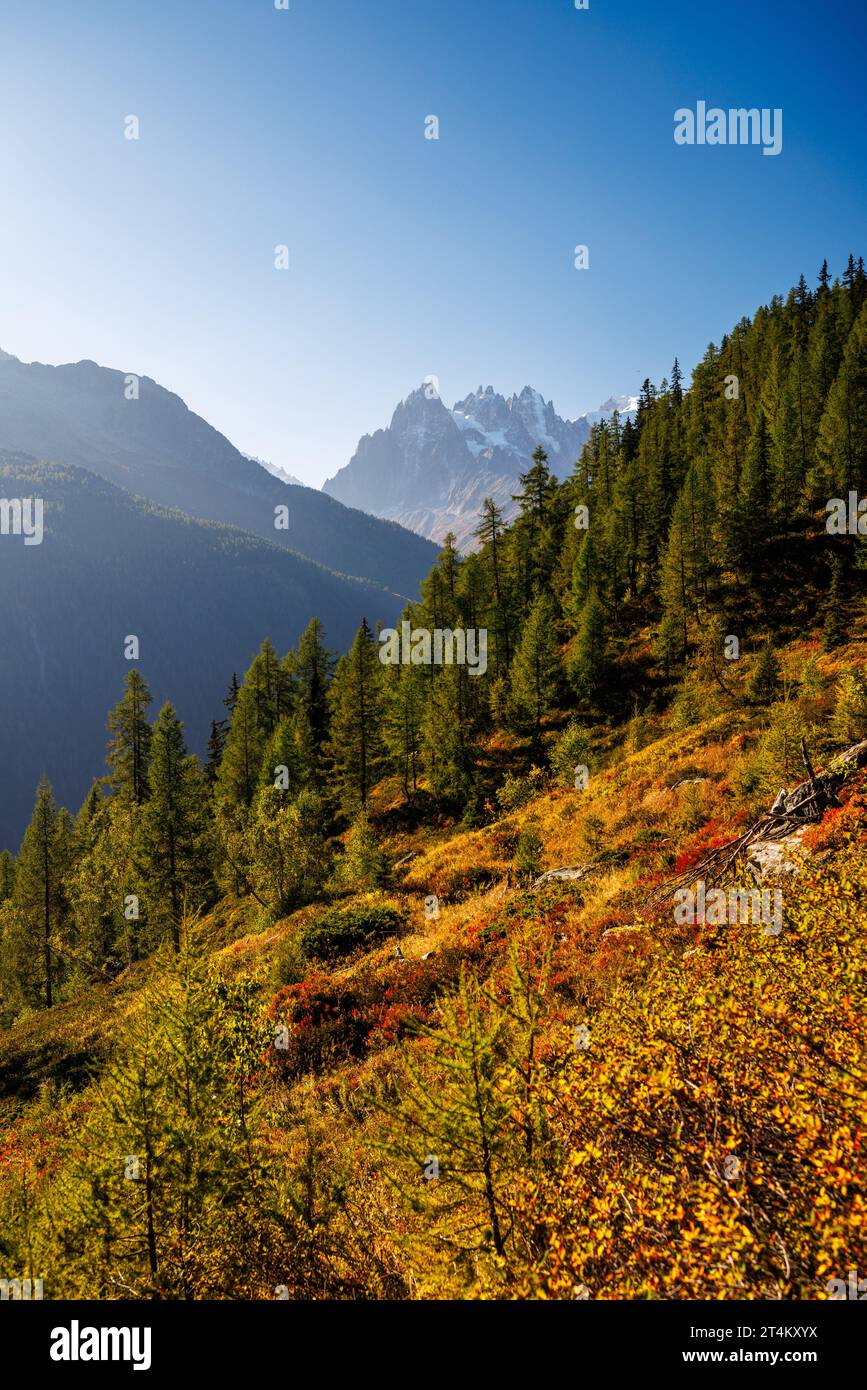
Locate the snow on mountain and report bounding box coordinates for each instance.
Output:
[323,385,635,549]
[243,453,303,487]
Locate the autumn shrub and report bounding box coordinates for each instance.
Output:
[495,772,536,814]
[550,720,592,787]
[299,904,405,962]
[508,842,867,1300]
[515,827,542,884]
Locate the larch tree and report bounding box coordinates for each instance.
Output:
[327,618,385,811]
[106,671,153,804]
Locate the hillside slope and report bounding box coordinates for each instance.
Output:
[0,632,864,1300]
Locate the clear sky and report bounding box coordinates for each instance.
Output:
[0,0,864,486]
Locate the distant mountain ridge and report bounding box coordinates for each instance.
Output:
[0,453,404,849]
[323,385,637,548]
[0,351,439,597]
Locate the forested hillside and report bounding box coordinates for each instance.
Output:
[0,259,865,1300]
[0,456,402,848]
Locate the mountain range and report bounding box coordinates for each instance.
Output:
[0,351,438,597]
[323,385,638,548]
[0,350,441,848]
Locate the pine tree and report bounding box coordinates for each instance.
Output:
[204,720,228,787]
[334,809,387,892]
[508,594,561,743]
[258,717,304,794]
[10,776,70,1007]
[671,357,684,408]
[246,788,329,916]
[384,662,426,800]
[52,943,274,1298]
[139,705,209,951]
[772,380,804,526]
[822,555,847,651]
[294,618,333,755]
[106,671,153,803]
[223,673,241,717]
[512,447,558,597]
[420,662,473,806]
[570,592,609,707]
[737,407,774,576]
[245,638,291,736]
[327,619,385,811]
[474,499,512,671]
[217,681,264,810]
[749,640,781,704]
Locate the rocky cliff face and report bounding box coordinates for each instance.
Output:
[323,384,637,548]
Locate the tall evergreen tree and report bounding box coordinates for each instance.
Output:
[106,671,153,803]
[570,592,609,707]
[508,594,561,743]
[294,618,333,755]
[217,682,265,810]
[327,619,385,811]
[139,705,209,951]
[10,776,70,1007]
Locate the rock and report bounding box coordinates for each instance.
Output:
[747,830,807,883]
[531,865,594,890]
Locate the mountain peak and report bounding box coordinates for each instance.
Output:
[325,381,636,549]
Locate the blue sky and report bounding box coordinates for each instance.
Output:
[0,0,864,486]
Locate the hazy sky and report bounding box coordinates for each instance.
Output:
[0,0,865,486]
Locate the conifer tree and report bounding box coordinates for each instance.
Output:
[0,849,15,903]
[474,499,512,671]
[749,640,781,705]
[508,593,561,743]
[223,673,241,717]
[384,663,426,800]
[10,776,70,1007]
[420,661,473,806]
[334,809,387,892]
[139,705,209,951]
[106,671,153,803]
[259,717,304,794]
[512,447,558,598]
[327,619,385,811]
[294,618,333,755]
[570,592,609,707]
[737,408,774,576]
[53,943,273,1298]
[204,720,228,787]
[217,682,264,810]
[822,555,847,651]
[246,787,329,915]
[815,302,867,497]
